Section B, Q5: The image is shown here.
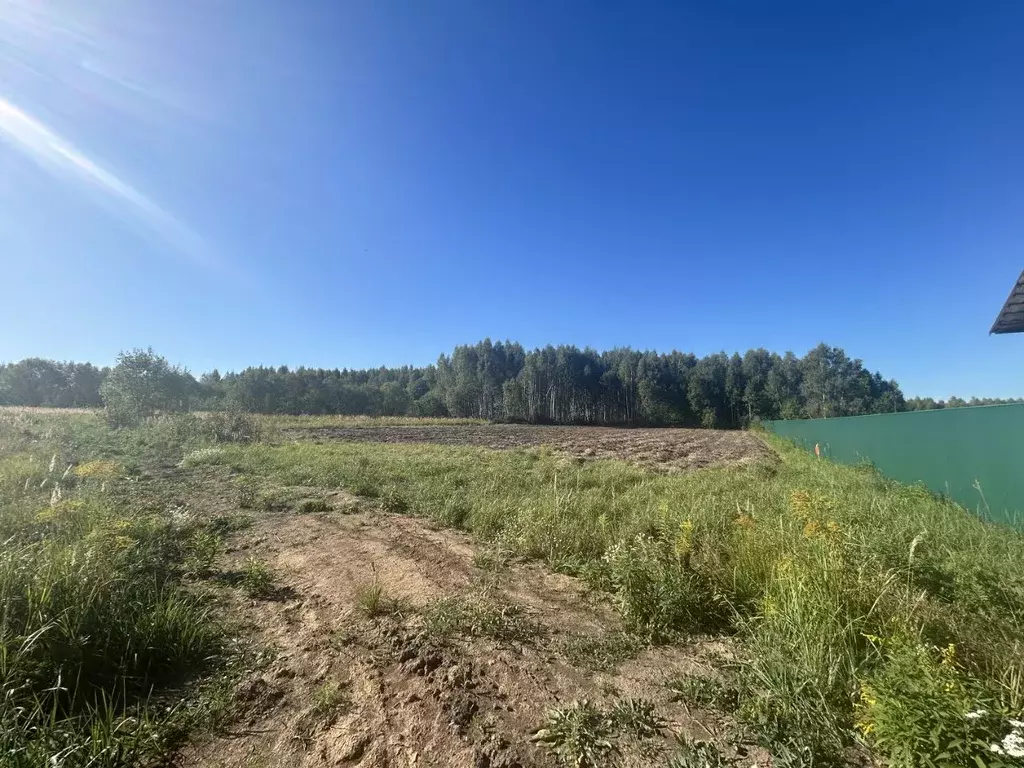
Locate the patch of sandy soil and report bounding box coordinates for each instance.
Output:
[179,492,768,768]
[281,424,770,472]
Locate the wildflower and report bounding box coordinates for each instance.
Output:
[941,644,956,668]
[735,514,755,529]
[992,731,1024,758]
[803,519,820,538]
[789,490,812,518]
[675,519,694,557]
[1010,719,1024,730]
[858,685,878,708]
[74,460,120,479]
[965,709,988,720]
[826,520,840,534]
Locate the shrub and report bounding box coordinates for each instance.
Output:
[855,636,1021,767]
[204,410,262,444]
[602,534,728,640]
[100,349,193,427]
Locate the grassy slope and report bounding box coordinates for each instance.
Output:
[199,433,1024,766]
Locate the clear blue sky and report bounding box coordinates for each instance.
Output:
[1,1,1022,398]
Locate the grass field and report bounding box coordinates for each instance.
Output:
[1,409,1022,767]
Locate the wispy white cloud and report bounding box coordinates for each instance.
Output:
[0,95,217,270]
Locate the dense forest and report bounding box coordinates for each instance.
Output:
[1,342,1020,428]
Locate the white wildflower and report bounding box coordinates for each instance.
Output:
[1010,719,1024,729]
[965,709,987,720]
[1002,731,1024,758]
[48,453,57,474]
[992,744,1005,755]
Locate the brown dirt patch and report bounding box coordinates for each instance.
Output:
[180,491,766,768]
[283,424,769,472]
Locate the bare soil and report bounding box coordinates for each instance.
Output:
[180,479,766,768]
[283,424,769,472]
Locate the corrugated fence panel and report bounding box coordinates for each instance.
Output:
[765,404,1024,526]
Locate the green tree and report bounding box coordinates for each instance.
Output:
[100,348,194,426]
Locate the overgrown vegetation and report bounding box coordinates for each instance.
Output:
[199,435,1024,765]
[4,400,1022,766]
[0,409,247,766]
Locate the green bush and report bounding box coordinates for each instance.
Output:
[100,349,193,428]
[856,636,1022,767]
[601,534,728,640]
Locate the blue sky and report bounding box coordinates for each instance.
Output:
[1,1,1021,398]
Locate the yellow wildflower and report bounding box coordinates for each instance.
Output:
[789,490,813,518]
[941,643,956,669]
[735,514,756,529]
[675,519,694,557]
[74,460,119,479]
[803,519,821,538]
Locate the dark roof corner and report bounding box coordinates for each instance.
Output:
[991,270,1024,334]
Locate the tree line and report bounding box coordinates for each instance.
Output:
[1,342,1020,427]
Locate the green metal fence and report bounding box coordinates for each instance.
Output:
[765,404,1024,526]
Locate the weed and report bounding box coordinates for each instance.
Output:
[559,632,642,671]
[422,592,541,642]
[242,557,275,598]
[181,446,227,468]
[185,529,223,575]
[355,580,403,618]
[608,698,666,739]
[310,679,351,719]
[380,485,409,513]
[534,700,617,768]
[535,698,665,767]
[237,480,257,509]
[666,737,732,768]
[472,547,512,572]
[298,498,331,514]
[256,489,290,512]
[668,675,740,712]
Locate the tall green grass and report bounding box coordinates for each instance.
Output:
[0,411,227,766]
[210,436,1024,765]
